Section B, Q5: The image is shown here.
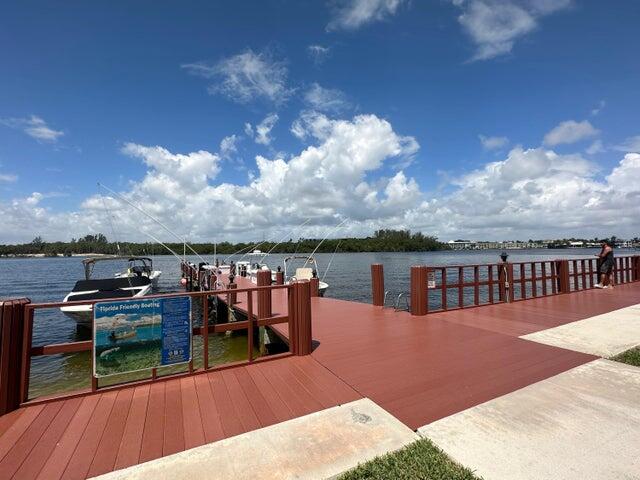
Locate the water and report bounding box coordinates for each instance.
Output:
[0,248,622,397]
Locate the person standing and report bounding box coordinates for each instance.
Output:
[595,240,615,288]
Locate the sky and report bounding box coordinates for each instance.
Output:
[1,0,639,244]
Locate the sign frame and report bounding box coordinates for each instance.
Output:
[92,296,192,378]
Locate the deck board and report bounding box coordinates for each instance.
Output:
[87,388,134,478]
[61,391,117,480]
[112,384,149,471]
[13,398,81,480]
[138,382,165,464]
[1,280,639,479]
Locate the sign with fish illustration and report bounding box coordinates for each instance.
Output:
[93,296,192,378]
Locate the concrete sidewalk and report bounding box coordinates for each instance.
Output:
[92,398,418,480]
[522,304,640,357]
[419,359,640,480]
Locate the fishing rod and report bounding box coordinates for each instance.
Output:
[322,239,342,282]
[97,183,207,264]
[139,229,183,261]
[259,218,311,264]
[302,218,349,269]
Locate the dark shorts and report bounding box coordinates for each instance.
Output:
[600,262,613,274]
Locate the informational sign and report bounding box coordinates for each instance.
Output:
[93,296,192,378]
[427,270,436,289]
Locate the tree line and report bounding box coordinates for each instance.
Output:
[0,230,448,257]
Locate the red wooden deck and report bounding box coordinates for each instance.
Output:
[0,356,360,480]
[1,280,639,479]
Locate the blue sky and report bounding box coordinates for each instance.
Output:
[1,0,639,243]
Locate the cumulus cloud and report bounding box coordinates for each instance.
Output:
[613,135,640,153]
[0,113,423,243]
[307,45,331,65]
[0,115,64,142]
[402,147,640,240]
[452,0,572,61]
[327,0,406,31]
[543,120,599,146]
[304,83,351,113]
[3,114,640,244]
[479,134,508,150]
[182,49,293,105]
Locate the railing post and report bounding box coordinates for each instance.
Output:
[498,263,513,302]
[0,298,30,414]
[257,270,272,319]
[555,259,570,293]
[371,264,385,306]
[410,265,428,316]
[310,277,320,297]
[291,281,312,355]
[227,282,237,306]
[633,256,640,282]
[275,270,285,285]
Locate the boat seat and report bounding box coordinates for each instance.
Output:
[295,267,314,280]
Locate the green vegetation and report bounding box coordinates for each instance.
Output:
[338,438,481,480]
[0,229,448,257]
[611,347,640,367]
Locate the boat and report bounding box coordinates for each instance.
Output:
[108,325,137,342]
[60,256,154,325]
[283,255,329,296]
[114,256,161,288]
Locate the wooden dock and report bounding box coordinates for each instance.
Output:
[0,258,639,479]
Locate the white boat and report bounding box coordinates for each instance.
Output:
[114,257,162,289]
[61,256,156,325]
[283,255,329,296]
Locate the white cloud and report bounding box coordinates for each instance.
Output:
[182,49,293,105]
[613,135,640,153]
[0,115,64,142]
[245,113,279,146]
[3,114,640,244]
[453,0,572,61]
[585,139,604,155]
[327,0,406,31]
[543,120,599,146]
[0,173,18,183]
[0,113,423,242]
[219,135,239,159]
[479,134,508,150]
[304,83,351,113]
[402,147,640,240]
[307,45,331,65]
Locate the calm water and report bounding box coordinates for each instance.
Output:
[0,248,622,397]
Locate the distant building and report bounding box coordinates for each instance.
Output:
[447,240,472,250]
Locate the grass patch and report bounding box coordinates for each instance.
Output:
[337,437,482,480]
[611,346,640,367]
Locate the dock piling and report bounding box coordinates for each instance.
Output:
[371,264,385,306]
[310,277,320,297]
[289,281,313,355]
[0,299,30,415]
[410,265,428,316]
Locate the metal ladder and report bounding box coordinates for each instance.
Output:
[382,290,410,312]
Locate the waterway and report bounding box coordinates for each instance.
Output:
[0,248,628,397]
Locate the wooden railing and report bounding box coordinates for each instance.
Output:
[371,255,640,315]
[0,280,313,414]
